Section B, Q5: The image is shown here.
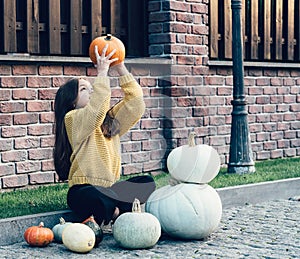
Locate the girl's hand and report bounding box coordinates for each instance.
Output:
[95,44,118,77]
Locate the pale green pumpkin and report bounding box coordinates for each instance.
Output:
[52,217,72,243]
[113,199,161,249]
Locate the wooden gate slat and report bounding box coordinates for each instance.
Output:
[111,0,122,38]
[70,0,82,55]
[275,0,283,60]
[27,0,40,54]
[264,0,271,59]
[210,0,218,58]
[250,0,259,59]
[3,0,17,52]
[49,0,61,54]
[127,0,147,56]
[224,0,232,59]
[91,0,102,40]
[287,0,295,60]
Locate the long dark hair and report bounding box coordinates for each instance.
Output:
[53,78,120,181]
[53,79,78,181]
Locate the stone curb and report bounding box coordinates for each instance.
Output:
[217,177,300,208]
[0,177,299,246]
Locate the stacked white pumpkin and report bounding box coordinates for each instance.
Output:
[146,132,222,240]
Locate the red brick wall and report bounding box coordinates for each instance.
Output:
[0,62,175,190]
[0,65,90,189]
[1,0,300,190]
[147,0,300,158]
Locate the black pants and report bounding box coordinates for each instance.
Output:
[67,175,156,225]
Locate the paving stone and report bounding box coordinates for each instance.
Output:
[0,199,299,258]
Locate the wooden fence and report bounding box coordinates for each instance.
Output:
[210,0,300,62]
[0,0,147,57]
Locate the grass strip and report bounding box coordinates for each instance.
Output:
[0,157,299,219]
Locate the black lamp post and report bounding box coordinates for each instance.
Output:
[228,0,255,174]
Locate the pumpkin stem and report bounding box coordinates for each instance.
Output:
[38,222,44,228]
[188,132,196,147]
[59,217,66,224]
[132,198,142,213]
[105,34,112,40]
[169,176,182,186]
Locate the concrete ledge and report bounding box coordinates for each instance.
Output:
[0,55,173,65]
[217,177,300,209]
[208,60,300,69]
[0,177,299,246]
[0,210,79,246]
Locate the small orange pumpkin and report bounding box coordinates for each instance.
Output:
[24,222,54,247]
[89,34,125,66]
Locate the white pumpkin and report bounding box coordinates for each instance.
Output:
[167,132,220,184]
[62,223,95,253]
[145,183,222,239]
[113,199,161,249]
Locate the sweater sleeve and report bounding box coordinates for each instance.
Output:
[110,73,145,136]
[64,76,111,146]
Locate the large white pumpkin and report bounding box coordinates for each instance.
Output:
[113,199,161,249]
[145,183,222,239]
[62,223,95,253]
[167,132,220,184]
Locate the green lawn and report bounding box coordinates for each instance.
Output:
[0,157,299,219]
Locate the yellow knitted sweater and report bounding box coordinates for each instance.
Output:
[64,73,145,187]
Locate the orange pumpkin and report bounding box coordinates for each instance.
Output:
[24,222,54,247]
[89,34,125,66]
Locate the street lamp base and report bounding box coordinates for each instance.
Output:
[227,164,256,174]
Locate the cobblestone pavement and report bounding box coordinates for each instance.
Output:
[0,199,299,259]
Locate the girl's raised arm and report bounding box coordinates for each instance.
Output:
[65,46,119,144]
[109,63,145,136]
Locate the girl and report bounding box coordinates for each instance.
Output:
[53,45,155,225]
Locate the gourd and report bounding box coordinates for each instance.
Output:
[51,217,72,243]
[62,223,95,253]
[113,198,161,249]
[167,132,220,183]
[24,222,54,247]
[146,132,222,239]
[89,34,125,66]
[145,183,222,240]
[82,215,103,247]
